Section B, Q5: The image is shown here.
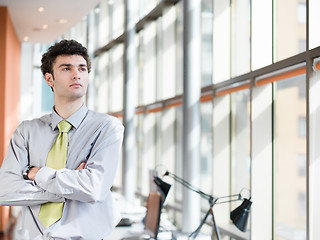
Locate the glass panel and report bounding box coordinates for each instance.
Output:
[213,0,231,83]
[160,108,176,205]
[136,114,143,194]
[201,0,213,87]
[142,113,156,195]
[96,0,109,48]
[109,45,124,112]
[93,4,101,48]
[112,0,124,39]
[274,0,306,61]
[137,32,143,106]
[200,101,213,205]
[66,17,87,46]
[176,1,183,95]
[309,0,320,49]
[20,43,43,119]
[231,89,251,196]
[231,0,250,77]
[160,7,177,100]
[156,17,162,101]
[144,0,158,16]
[143,23,157,105]
[175,105,183,203]
[93,52,109,113]
[41,69,54,113]
[160,108,176,171]
[251,84,273,239]
[251,0,272,70]
[155,111,162,166]
[230,88,251,234]
[212,95,231,224]
[114,116,124,188]
[273,75,306,240]
[309,60,320,239]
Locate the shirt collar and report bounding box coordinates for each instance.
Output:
[51,104,88,131]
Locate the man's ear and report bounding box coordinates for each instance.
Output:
[44,73,54,87]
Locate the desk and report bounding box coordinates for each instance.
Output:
[107,224,211,240]
[106,194,210,240]
[107,224,175,240]
[107,213,211,240]
[107,210,176,240]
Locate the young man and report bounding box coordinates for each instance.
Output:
[0,40,124,239]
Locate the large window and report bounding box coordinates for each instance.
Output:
[43,1,320,239]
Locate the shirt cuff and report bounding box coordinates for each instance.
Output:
[34,166,56,190]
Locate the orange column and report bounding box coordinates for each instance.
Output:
[0,7,21,232]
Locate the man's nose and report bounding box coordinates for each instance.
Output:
[72,70,80,79]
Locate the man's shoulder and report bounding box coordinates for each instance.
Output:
[87,110,123,129]
[19,113,51,129]
[87,110,116,121]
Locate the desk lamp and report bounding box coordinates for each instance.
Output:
[154,170,252,239]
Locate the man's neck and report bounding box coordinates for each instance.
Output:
[54,98,84,119]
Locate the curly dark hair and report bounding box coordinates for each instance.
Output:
[41,39,91,76]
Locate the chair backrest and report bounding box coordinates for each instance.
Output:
[144,191,163,239]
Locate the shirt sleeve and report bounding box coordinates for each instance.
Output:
[35,117,124,203]
[0,122,64,206]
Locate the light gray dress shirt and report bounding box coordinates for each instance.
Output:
[0,104,124,240]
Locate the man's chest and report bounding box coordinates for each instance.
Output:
[27,127,98,169]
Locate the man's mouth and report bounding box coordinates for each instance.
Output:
[70,83,82,88]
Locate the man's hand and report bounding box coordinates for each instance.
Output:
[27,167,40,181]
[76,162,86,170]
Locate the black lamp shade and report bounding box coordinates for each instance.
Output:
[230,198,252,232]
[153,176,171,201]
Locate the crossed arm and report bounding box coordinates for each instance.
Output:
[0,120,123,206]
[27,162,86,181]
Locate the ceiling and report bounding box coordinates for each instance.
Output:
[0,0,101,43]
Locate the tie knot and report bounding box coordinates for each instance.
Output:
[57,120,72,133]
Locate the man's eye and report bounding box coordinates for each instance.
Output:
[63,67,70,71]
[80,67,87,72]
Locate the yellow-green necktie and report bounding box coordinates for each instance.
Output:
[38,120,72,228]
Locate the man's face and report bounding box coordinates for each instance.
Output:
[45,55,89,102]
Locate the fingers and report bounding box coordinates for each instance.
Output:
[28,167,41,181]
[76,162,86,170]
